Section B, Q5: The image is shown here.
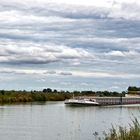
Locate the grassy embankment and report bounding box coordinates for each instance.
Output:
[102,118,140,140]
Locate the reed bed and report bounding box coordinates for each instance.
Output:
[103,118,140,140]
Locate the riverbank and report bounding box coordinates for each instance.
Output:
[0,86,139,104]
[0,89,123,103]
[0,92,72,103]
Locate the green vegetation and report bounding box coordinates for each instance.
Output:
[0,90,72,103]
[1,86,140,103]
[128,86,140,91]
[128,86,140,95]
[102,118,140,140]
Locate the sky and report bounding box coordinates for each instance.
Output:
[0,0,140,91]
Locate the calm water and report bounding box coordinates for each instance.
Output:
[0,102,140,140]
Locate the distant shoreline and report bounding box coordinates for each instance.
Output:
[0,86,139,103]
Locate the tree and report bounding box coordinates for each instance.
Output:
[43,88,52,93]
[128,86,140,91]
[53,89,58,93]
[0,90,5,95]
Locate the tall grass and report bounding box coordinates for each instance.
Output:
[103,118,140,140]
[0,91,72,103]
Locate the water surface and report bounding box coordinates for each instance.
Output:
[0,102,140,140]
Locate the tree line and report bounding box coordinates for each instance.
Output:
[128,86,140,91]
[0,86,139,103]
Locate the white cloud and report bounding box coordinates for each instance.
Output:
[108,2,140,20]
[0,10,75,25]
[0,0,113,7]
[0,0,140,91]
[0,0,140,22]
[13,0,140,8]
[72,70,140,79]
[105,51,125,57]
[0,42,92,64]
[0,68,140,79]
[105,50,140,58]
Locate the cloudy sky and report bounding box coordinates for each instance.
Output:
[0,0,140,91]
